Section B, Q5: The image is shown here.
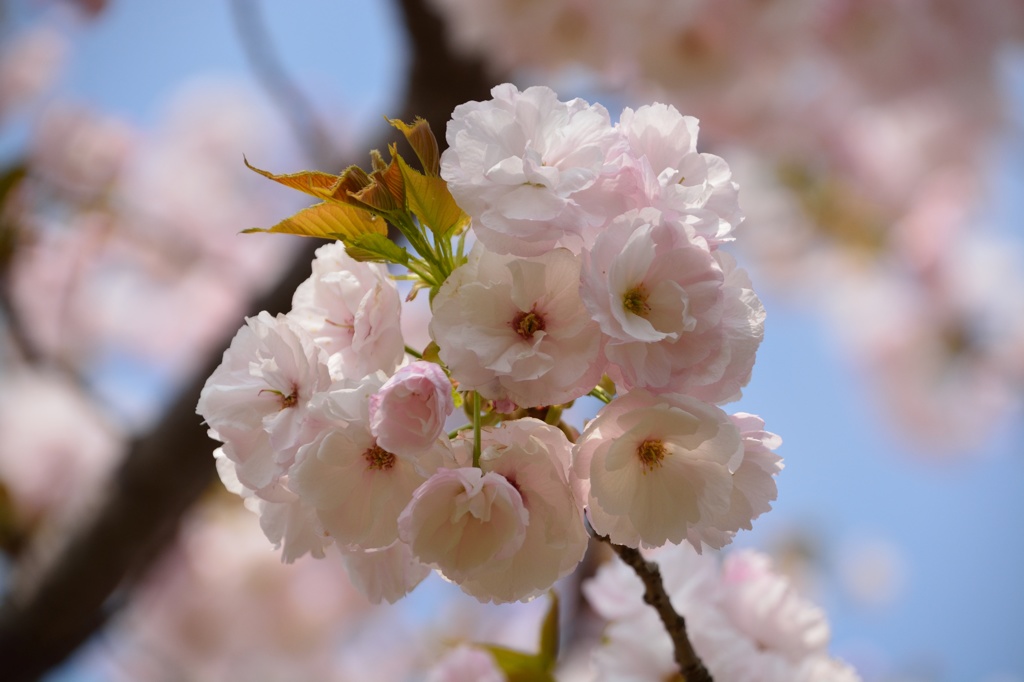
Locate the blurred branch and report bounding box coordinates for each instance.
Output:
[592,529,713,682]
[0,163,41,367]
[230,0,340,169]
[0,0,497,679]
[395,0,500,142]
[0,236,320,682]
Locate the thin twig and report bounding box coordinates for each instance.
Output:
[229,0,340,169]
[590,525,713,682]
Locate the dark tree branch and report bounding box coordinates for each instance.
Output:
[0,237,320,682]
[395,0,501,143]
[592,530,714,682]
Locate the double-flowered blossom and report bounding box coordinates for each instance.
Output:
[291,373,454,551]
[453,419,588,602]
[430,243,603,408]
[574,389,780,550]
[616,103,743,246]
[289,241,404,378]
[399,465,529,582]
[581,207,764,402]
[197,311,332,496]
[442,83,626,256]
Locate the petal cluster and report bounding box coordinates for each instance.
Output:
[198,83,781,612]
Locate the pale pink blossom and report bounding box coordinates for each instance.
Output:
[339,540,432,605]
[369,361,455,458]
[430,241,602,405]
[398,466,529,583]
[581,208,764,403]
[0,25,65,118]
[0,370,122,521]
[291,423,452,551]
[289,241,404,378]
[584,543,861,682]
[425,645,503,682]
[112,502,366,682]
[196,311,332,494]
[688,413,783,550]
[453,419,588,603]
[573,389,743,549]
[430,242,603,407]
[214,449,331,563]
[441,83,625,256]
[256,493,333,564]
[718,550,830,662]
[617,103,742,245]
[30,102,135,198]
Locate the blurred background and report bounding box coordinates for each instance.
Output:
[0,1,1022,681]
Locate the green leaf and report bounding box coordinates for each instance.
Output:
[349,149,406,214]
[388,116,440,176]
[244,158,338,199]
[397,154,469,238]
[538,590,560,669]
[480,646,557,682]
[243,201,385,241]
[345,232,409,265]
[477,593,560,682]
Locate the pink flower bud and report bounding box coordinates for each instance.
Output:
[369,361,454,458]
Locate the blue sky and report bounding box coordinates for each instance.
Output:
[10,2,1023,680]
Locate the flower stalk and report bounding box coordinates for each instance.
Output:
[589,521,713,682]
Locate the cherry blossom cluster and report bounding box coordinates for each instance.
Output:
[584,543,862,681]
[197,83,781,606]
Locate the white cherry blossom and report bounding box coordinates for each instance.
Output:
[398,466,529,583]
[338,540,432,605]
[289,241,404,378]
[454,419,588,603]
[430,242,603,408]
[573,389,743,549]
[441,83,625,256]
[197,311,332,494]
[581,207,764,403]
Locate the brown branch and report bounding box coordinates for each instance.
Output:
[0,236,321,682]
[394,0,502,143]
[592,529,713,682]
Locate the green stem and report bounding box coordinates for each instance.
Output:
[393,212,442,273]
[405,259,438,288]
[447,425,471,439]
[404,345,423,359]
[472,391,482,468]
[588,386,613,404]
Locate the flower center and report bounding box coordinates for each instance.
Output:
[260,385,299,410]
[623,285,651,317]
[512,308,545,340]
[636,438,667,472]
[363,443,397,471]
